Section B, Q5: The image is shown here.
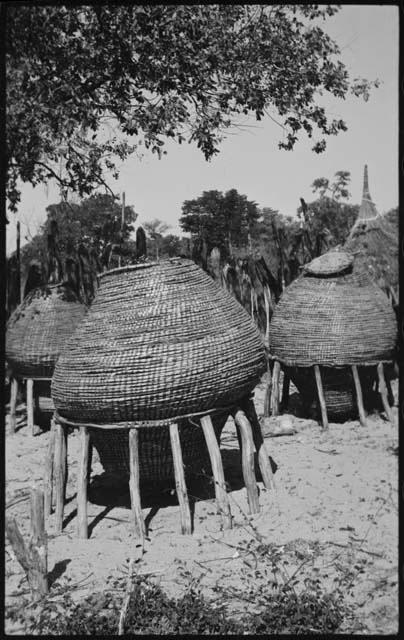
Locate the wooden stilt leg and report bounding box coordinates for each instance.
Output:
[54,423,67,534]
[270,360,281,416]
[9,377,18,434]
[43,418,56,517]
[314,365,328,429]
[233,410,260,514]
[281,373,290,412]
[128,428,146,541]
[351,365,368,427]
[169,423,192,535]
[377,363,395,423]
[77,427,90,538]
[242,399,276,491]
[263,358,272,418]
[385,376,394,408]
[200,415,232,530]
[27,379,34,435]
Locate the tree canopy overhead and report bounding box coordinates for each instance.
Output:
[6,4,378,211]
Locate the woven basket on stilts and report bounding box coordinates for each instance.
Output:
[269,251,397,421]
[6,283,86,379]
[52,259,265,479]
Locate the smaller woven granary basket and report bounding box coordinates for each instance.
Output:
[6,283,86,379]
[269,251,397,420]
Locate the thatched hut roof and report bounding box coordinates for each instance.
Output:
[344,165,398,294]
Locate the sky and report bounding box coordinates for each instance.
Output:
[6,4,399,254]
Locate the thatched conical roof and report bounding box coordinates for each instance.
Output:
[344,165,398,295]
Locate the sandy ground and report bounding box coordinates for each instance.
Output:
[5,377,399,635]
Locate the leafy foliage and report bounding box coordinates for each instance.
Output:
[12,194,138,305]
[180,189,260,259]
[6,571,349,636]
[6,5,378,209]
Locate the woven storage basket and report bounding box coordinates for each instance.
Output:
[269,251,396,419]
[52,259,266,423]
[6,284,86,379]
[89,414,226,482]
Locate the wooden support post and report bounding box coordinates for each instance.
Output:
[263,357,272,418]
[5,487,48,601]
[77,427,90,538]
[9,377,18,434]
[386,376,394,408]
[26,379,34,435]
[351,366,368,427]
[314,365,328,429]
[233,410,260,514]
[242,399,276,491]
[54,422,67,534]
[200,415,232,530]
[128,428,146,541]
[169,423,192,535]
[377,363,395,423]
[270,360,281,416]
[43,419,56,517]
[281,373,290,411]
[28,486,48,597]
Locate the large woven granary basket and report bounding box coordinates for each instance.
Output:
[269,251,397,419]
[6,283,86,379]
[52,258,265,478]
[52,258,266,423]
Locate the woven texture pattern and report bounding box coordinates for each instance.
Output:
[90,416,225,482]
[52,259,266,423]
[286,365,375,421]
[6,284,86,378]
[269,252,396,367]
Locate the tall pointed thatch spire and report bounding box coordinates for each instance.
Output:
[358,164,378,220]
[344,165,398,298]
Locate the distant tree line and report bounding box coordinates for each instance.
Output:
[7,171,376,322]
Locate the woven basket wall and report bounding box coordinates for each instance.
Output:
[6,284,86,379]
[285,365,376,421]
[52,259,266,423]
[90,415,226,483]
[269,252,396,368]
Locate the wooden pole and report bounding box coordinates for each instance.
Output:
[119,191,125,268]
[27,379,34,434]
[16,220,22,303]
[128,428,146,541]
[233,410,260,514]
[9,376,18,434]
[5,487,49,601]
[200,415,232,530]
[43,419,56,517]
[28,486,48,598]
[270,360,281,416]
[281,373,290,411]
[54,422,67,534]
[314,365,328,429]
[77,427,90,538]
[263,286,271,349]
[169,423,192,535]
[263,357,272,418]
[385,375,394,408]
[377,363,395,423]
[242,398,276,491]
[351,365,368,427]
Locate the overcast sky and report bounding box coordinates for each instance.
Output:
[6,4,399,254]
